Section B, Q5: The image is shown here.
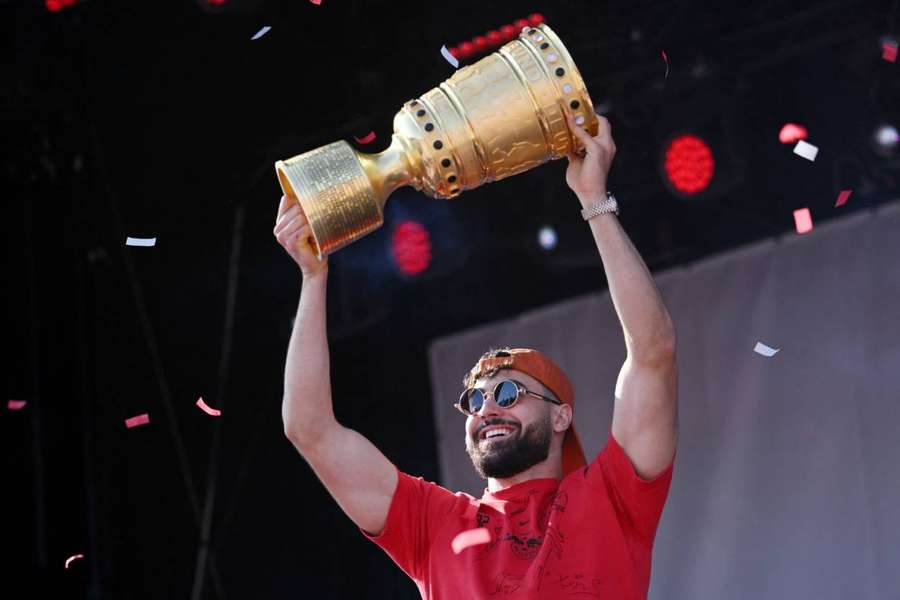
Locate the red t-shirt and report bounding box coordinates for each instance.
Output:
[364,431,675,599]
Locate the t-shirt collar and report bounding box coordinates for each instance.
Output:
[482,477,560,501]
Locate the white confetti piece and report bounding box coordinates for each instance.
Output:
[754,342,780,357]
[251,26,271,41]
[451,528,491,554]
[440,45,459,69]
[793,140,819,161]
[65,554,85,569]
[126,237,156,247]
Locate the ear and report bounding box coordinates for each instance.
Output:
[552,403,573,434]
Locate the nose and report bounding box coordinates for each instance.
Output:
[474,391,502,417]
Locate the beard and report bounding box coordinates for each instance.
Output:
[465,413,552,479]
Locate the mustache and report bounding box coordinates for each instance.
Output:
[475,419,520,437]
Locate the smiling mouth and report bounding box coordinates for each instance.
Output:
[478,426,517,442]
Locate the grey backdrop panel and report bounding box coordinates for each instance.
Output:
[428,202,900,600]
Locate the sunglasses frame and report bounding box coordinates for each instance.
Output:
[455,378,561,416]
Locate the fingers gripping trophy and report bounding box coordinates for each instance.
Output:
[274,24,599,260]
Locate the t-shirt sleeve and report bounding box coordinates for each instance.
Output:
[361,468,464,582]
[585,430,675,546]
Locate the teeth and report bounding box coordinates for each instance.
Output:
[485,429,510,439]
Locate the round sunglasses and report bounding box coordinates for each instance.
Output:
[456,378,560,416]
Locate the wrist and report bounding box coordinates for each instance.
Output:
[576,189,608,208]
[301,266,329,282]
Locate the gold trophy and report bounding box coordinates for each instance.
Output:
[275,23,598,258]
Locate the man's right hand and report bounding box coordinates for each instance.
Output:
[274,195,329,277]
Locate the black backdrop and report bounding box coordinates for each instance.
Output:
[6,0,898,597]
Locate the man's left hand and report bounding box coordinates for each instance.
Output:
[564,113,617,205]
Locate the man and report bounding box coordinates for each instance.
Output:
[274,113,678,599]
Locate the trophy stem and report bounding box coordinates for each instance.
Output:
[357,134,416,201]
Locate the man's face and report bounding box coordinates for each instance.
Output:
[464,369,555,479]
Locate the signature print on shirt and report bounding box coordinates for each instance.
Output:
[476,490,570,562]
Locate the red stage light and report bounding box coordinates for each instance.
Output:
[45,0,63,11]
[487,30,502,47]
[473,35,489,52]
[528,13,545,26]
[457,41,475,59]
[515,18,530,31]
[391,221,432,276]
[663,134,715,195]
[500,24,517,42]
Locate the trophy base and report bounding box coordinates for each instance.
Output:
[276,141,385,259]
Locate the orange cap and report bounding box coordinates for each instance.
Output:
[464,348,587,476]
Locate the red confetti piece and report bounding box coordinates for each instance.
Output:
[793,208,813,234]
[353,131,376,144]
[834,189,852,207]
[7,399,27,410]
[883,42,898,63]
[661,50,669,78]
[778,123,808,144]
[125,413,150,429]
[309,0,321,5]
[196,397,222,417]
[65,554,85,569]
[451,527,491,554]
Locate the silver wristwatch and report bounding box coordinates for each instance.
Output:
[580,191,619,221]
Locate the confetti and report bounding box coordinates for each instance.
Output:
[754,342,780,357]
[883,42,898,63]
[251,26,271,41]
[125,413,150,429]
[65,554,85,569]
[661,50,669,79]
[441,45,459,69]
[309,0,321,4]
[353,131,377,144]
[793,208,813,234]
[778,123,808,144]
[126,237,156,247]
[7,400,27,410]
[451,528,491,554]
[793,140,819,161]
[196,397,222,417]
[834,190,852,207]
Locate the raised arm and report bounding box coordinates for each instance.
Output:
[565,114,678,480]
[275,196,397,535]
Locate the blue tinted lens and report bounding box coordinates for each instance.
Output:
[466,389,485,413]
[495,380,519,407]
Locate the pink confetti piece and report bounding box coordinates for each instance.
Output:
[309,0,321,5]
[883,42,898,63]
[196,397,221,417]
[125,413,150,429]
[441,45,459,69]
[353,131,376,144]
[125,237,156,247]
[792,140,818,161]
[778,123,808,144]
[754,342,780,357]
[834,189,852,207]
[793,207,813,234]
[661,50,669,79]
[251,26,271,41]
[7,399,27,410]
[65,554,85,569]
[451,527,491,554]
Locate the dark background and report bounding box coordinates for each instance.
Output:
[5,0,898,598]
